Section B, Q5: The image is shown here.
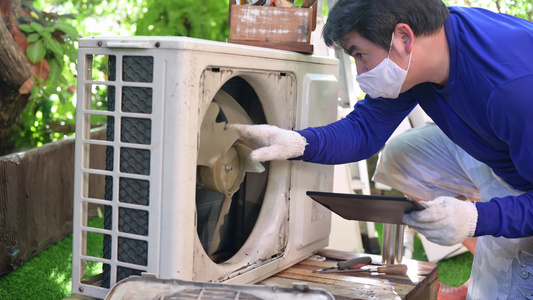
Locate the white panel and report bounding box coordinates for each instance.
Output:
[298,74,339,128]
[292,73,338,251]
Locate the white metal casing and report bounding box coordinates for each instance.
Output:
[72,36,339,299]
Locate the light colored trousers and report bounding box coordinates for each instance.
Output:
[373,123,533,299]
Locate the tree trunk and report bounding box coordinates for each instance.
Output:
[0,2,33,155]
[0,84,30,155]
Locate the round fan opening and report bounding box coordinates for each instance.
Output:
[196,76,269,263]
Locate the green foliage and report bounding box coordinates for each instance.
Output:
[34,0,144,37]
[10,84,76,150]
[10,0,146,151]
[443,0,533,21]
[19,19,77,64]
[135,0,230,41]
[495,0,533,21]
[10,0,232,152]
[10,1,80,150]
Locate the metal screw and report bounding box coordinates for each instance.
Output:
[155,42,160,48]
[79,286,84,292]
[225,164,233,172]
[97,41,103,47]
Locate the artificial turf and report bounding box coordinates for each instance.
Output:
[0,217,472,300]
[0,216,104,300]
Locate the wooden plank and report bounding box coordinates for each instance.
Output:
[269,260,415,295]
[281,261,423,286]
[316,249,439,300]
[230,5,312,44]
[317,249,438,277]
[259,251,439,300]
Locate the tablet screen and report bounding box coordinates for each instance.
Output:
[306,191,425,225]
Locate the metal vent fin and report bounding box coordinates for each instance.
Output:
[105,276,335,300]
[167,288,261,300]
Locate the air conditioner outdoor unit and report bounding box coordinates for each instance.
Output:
[72,36,339,299]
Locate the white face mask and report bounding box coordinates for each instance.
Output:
[355,33,412,99]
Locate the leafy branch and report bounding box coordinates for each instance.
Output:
[9,1,80,150]
[20,21,77,64]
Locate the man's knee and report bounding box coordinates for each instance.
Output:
[379,128,424,170]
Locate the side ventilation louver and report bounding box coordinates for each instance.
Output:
[102,55,154,287]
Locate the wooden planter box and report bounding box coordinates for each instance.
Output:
[228,3,317,53]
[0,129,106,275]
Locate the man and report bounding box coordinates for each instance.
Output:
[226,0,533,298]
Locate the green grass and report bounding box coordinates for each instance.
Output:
[0,217,472,299]
[0,216,105,300]
[0,234,74,299]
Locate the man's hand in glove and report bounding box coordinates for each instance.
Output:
[403,196,478,246]
[225,124,307,162]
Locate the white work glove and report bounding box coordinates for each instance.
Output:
[225,124,307,162]
[403,196,478,246]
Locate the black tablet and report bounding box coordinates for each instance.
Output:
[306,191,425,225]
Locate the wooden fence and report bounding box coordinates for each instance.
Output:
[0,129,105,275]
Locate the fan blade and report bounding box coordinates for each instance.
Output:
[214,90,253,125]
[234,143,265,173]
[208,193,233,256]
[197,102,239,168]
[214,90,265,173]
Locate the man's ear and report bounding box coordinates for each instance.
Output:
[393,23,414,55]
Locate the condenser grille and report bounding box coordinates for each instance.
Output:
[119,177,150,205]
[119,208,149,235]
[123,56,154,82]
[122,87,153,113]
[103,55,153,287]
[119,147,151,175]
[74,49,164,297]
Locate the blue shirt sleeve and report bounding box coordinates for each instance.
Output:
[296,93,418,164]
[475,192,533,238]
[474,76,533,238]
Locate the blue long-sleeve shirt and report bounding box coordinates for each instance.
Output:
[297,6,533,239]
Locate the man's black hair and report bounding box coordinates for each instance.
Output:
[323,0,450,50]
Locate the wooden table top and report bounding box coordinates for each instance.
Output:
[259,249,438,300]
